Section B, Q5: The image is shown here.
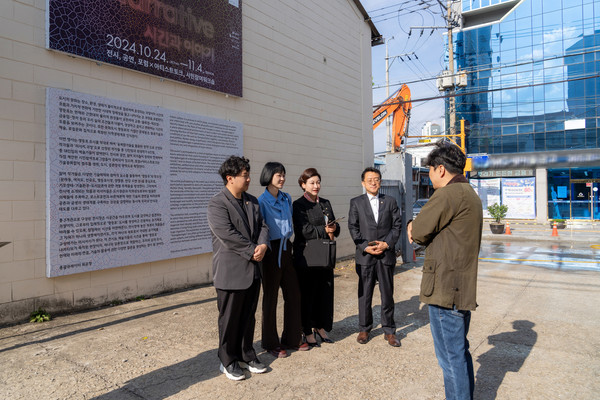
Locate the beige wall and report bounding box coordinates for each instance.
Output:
[0,0,374,324]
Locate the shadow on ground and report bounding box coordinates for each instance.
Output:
[90,348,220,400]
[330,294,429,345]
[475,320,537,400]
[0,297,217,354]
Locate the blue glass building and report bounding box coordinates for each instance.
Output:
[454,0,600,220]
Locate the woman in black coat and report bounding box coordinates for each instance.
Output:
[292,168,340,347]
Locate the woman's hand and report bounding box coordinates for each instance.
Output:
[325,223,336,240]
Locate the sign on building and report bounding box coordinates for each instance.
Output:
[46,88,242,277]
[47,0,243,96]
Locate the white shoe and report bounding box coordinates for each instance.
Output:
[219,361,245,381]
[238,358,267,373]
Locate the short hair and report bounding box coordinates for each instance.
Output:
[424,139,466,175]
[259,162,286,186]
[361,167,381,181]
[218,155,250,185]
[298,167,321,188]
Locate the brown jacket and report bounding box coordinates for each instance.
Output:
[411,176,483,310]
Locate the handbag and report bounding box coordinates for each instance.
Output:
[304,238,336,268]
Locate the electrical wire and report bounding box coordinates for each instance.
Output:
[373,47,600,90]
[374,73,600,108]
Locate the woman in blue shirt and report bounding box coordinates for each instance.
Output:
[258,162,308,358]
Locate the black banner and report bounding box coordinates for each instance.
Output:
[47,0,242,96]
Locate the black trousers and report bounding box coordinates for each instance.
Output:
[356,260,396,335]
[261,240,302,349]
[216,278,260,367]
[297,266,334,336]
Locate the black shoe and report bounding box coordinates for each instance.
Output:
[304,334,320,348]
[239,358,267,374]
[314,329,334,344]
[220,361,245,381]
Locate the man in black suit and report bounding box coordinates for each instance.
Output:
[207,156,270,381]
[348,167,402,347]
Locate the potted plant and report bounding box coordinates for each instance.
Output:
[549,219,566,229]
[487,203,508,234]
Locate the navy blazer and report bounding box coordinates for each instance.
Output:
[348,193,402,266]
[207,187,269,290]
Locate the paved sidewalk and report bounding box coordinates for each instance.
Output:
[482,220,600,244]
[1,256,599,399]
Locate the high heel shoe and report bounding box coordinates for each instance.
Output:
[305,334,320,348]
[314,329,334,344]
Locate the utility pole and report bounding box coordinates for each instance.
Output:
[385,43,415,154]
[385,38,392,153]
[447,1,456,138]
[409,1,461,145]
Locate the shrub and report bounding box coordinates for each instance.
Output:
[487,203,508,223]
[30,308,51,323]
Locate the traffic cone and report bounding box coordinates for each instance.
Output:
[505,222,512,235]
[551,221,559,237]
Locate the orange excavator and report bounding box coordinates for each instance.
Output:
[372,84,412,151]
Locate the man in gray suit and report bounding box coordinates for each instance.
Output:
[348,167,402,347]
[207,156,269,381]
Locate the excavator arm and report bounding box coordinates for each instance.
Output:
[373,84,412,151]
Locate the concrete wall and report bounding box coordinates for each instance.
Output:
[535,168,548,223]
[0,0,374,324]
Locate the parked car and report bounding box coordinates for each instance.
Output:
[412,199,429,218]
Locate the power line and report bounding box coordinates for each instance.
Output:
[402,55,439,92]
[373,47,600,90]
[373,73,600,108]
[369,0,442,19]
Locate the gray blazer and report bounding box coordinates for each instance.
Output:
[348,193,401,266]
[207,187,269,290]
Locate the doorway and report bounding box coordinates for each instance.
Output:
[548,168,600,221]
[571,181,599,220]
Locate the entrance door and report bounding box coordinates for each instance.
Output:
[571,182,591,219]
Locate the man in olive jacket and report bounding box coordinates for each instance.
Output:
[408,140,483,400]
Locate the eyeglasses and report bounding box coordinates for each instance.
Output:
[365,178,381,184]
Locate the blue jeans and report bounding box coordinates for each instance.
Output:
[428,304,474,400]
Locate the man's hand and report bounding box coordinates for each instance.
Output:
[407,221,413,244]
[252,244,268,262]
[375,241,389,253]
[365,241,385,255]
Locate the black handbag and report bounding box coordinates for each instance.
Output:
[305,238,336,268]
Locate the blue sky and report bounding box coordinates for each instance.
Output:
[361,0,448,153]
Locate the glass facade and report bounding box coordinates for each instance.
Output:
[462,0,515,13]
[454,0,600,155]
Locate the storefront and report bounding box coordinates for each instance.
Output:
[548,168,600,220]
[469,169,536,219]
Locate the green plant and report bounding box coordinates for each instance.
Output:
[29,308,51,323]
[487,203,508,223]
[550,218,565,223]
[135,295,146,301]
